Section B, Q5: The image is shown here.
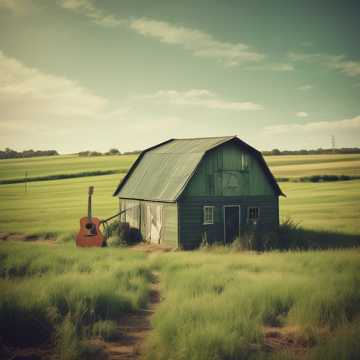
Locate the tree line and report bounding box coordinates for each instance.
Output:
[262,148,360,156]
[78,148,142,157]
[0,148,59,160]
[2,146,359,160]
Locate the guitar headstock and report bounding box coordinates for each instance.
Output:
[88,186,94,195]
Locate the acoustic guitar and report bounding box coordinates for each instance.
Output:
[76,186,104,247]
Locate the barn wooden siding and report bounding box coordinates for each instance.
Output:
[119,198,178,246]
[178,196,279,249]
[182,142,274,197]
[178,142,278,248]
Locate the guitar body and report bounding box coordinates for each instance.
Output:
[76,186,104,247]
[76,217,104,247]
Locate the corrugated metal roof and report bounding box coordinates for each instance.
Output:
[113,136,284,201]
[150,136,235,154]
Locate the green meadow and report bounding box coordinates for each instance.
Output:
[0,174,120,235]
[0,153,360,359]
[267,153,360,178]
[0,153,359,235]
[1,153,360,182]
[1,243,359,360]
[0,242,153,359]
[146,249,360,360]
[0,154,136,180]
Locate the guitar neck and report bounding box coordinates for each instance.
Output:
[88,194,92,221]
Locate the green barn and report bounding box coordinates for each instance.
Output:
[113,136,284,249]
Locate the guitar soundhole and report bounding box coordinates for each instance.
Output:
[85,222,97,236]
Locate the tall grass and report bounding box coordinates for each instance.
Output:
[145,249,360,360]
[0,242,153,359]
[1,242,360,359]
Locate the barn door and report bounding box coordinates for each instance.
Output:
[145,204,163,244]
[224,206,240,244]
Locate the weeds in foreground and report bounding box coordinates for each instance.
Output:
[200,218,360,252]
[145,249,360,360]
[0,242,152,359]
[91,320,118,341]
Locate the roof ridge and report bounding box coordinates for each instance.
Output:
[173,135,236,140]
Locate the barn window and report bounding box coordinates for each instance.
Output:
[203,206,214,224]
[248,207,260,220]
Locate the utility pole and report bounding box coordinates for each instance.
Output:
[25,171,28,193]
[331,135,336,153]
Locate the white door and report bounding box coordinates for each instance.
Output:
[146,204,163,243]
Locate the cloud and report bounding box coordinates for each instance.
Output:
[265,115,360,135]
[296,112,309,118]
[297,84,313,91]
[58,0,123,27]
[289,52,360,77]
[246,62,295,72]
[58,1,264,66]
[129,18,265,66]
[0,0,33,15]
[270,63,295,72]
[0,50,110,123]
[136,89,263,111]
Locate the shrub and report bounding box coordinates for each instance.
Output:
[107,222,143,247]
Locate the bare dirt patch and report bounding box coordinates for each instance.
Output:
[0,342,53,360]
[0,233,56,243]
[131,243,175,253]
[101,273,161,360]
[263,325,315,358]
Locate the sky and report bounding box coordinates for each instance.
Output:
[0,0,359,153]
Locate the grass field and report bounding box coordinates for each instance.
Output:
[280,180,360,235]
[146,248,360,360]
[0,153,359,359]
[0,154,136,181]
[0,174,120,235]
[0,153,359,236]
[1,153,360,182]
[0,242,153,360]
[267,154,360,178]
[1,242,359,360]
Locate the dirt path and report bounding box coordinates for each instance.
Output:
[103,273,161,360]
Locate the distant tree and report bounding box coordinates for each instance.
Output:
[123,150,142,155]
[106,148,121,155]
[78,151,91,157]
[89,151,102,157]
[271,149,281,156]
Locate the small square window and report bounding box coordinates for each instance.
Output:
[203,206,214,224]
[248,207,260,220]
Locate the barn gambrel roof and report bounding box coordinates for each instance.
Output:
[113,136,284,202]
